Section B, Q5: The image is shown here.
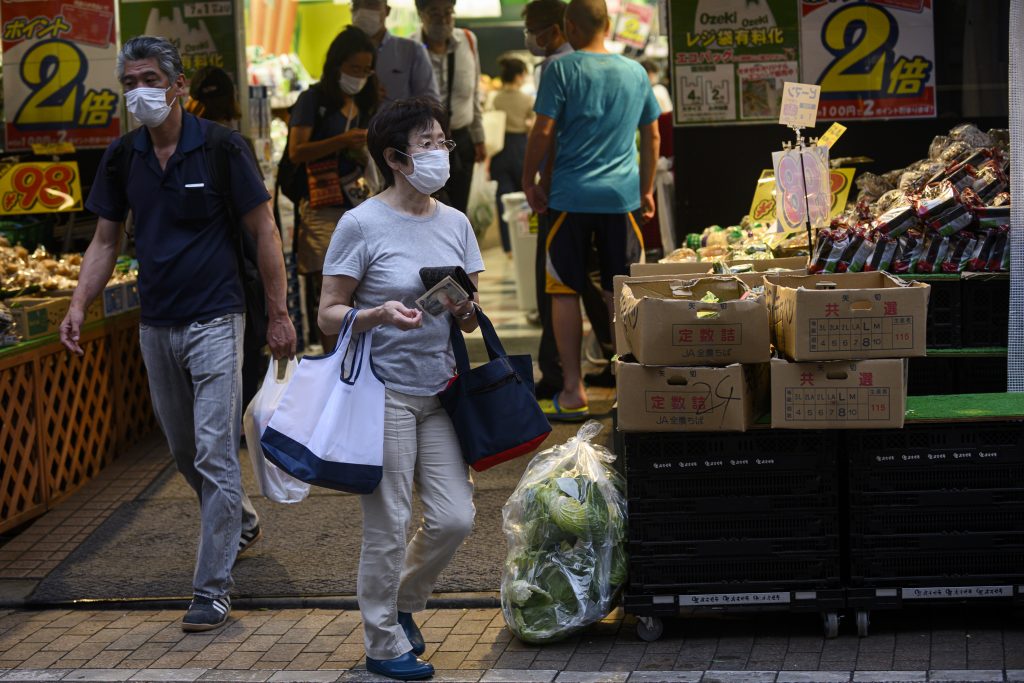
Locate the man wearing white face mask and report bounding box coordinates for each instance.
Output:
[350,0,440,104]
[318,97,483,682]
[60,35,296,633]
[413,0,486,215]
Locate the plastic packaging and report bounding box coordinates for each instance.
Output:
[501,421,627,643]
[243,359,311,504]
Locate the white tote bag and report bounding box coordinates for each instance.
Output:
[260,309,385,494]
[243,359,310,504]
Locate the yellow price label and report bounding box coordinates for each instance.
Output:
[817,122,847,149]
[0,161,83,215]
[31,142,78,155]
[748,167,857,225]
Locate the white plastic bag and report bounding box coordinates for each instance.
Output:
[468,162,498,237]
[500,421,627,643]
[243,358,310,504]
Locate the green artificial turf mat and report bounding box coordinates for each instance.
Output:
[905,393,1024,421]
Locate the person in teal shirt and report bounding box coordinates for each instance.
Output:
[522,0,660,421]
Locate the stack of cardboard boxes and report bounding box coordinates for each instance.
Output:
[612,262,932,431]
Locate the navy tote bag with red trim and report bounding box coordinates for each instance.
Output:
[438,309,551,471]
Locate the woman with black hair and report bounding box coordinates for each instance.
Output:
[489,56,533,256]
[288,26,380,348]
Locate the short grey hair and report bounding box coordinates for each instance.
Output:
[116,36,184,83]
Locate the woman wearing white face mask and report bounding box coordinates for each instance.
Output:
[287,26,378,350]
[318,97,483,682]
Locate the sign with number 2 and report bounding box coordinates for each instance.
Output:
[1,0,120,151]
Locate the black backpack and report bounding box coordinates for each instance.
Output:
[107,121,269,344]
[275,85,325,204]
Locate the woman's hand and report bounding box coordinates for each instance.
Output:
[377,301,423,330]
[338,128,368,149]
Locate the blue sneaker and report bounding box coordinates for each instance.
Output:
[365,652,434,681]
[398,611,426,656]
[181,595,230,632]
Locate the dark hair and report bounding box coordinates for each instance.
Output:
[565,0,607,40]
[188,66,241,122]
[641,59,660,76]
[320,26,380,114]
[368,97,449,188]
[414,0,454,12]
[522,0,566,28]
[117,35,184,83]
[498,57,528,84]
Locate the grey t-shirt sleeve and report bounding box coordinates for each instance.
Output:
[462,214,485,275]
[323,212,368,279]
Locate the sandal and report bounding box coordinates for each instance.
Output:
[538,393,590,422]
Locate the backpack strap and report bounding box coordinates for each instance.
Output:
[106,127,143,209]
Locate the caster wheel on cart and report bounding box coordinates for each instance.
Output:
[856,611,870,637]
[822,612,839,639]
[636,616,664,642]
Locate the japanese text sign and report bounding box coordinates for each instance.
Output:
[779,81,820,128]
[612,2,653,50]
[1,0,120,151]
[800,0,936,120]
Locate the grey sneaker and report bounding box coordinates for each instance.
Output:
[181,595,230,632]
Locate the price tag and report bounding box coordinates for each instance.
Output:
[817,122,847,149]
[0,161,83,215]
[779,81,821,129]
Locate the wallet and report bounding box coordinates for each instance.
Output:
[419,266,477,294]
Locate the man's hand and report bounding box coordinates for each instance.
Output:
[641,191,656,222]
[378,301,423,330]
[267,314,297,360]
[59,306,86,356]
[474,142,487,163]
[525,183,548,215]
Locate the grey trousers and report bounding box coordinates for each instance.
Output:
[358,388,475,659]
[139,313,260,600]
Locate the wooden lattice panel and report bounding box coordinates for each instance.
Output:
[0,358,46,533]
[37,334,116,504]
[111,322,157,447]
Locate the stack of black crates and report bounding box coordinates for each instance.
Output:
[623,430,845,639]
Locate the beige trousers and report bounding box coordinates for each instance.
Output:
[358,388,475,660]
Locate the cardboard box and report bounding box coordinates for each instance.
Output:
[630,256,807,277]
[616,357,768,432]
[619,276,771,366]
[103,283,126,317]
[770,358,907,429]
[765,272,930,361]
[8,296,103,341]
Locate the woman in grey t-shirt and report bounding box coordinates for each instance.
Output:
[318,97,484,682]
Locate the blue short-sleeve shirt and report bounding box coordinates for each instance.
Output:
[86,113,271,326]
[534,51,661,214]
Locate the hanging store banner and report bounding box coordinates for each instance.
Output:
[800,0,936,120]
[0,160,83,215]
[1,0,120,151]
[119,0,240,84]
[668,0,800,126]
[612,2,654,50]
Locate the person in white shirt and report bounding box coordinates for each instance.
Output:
[414,0,486,215]
[350,0,440,103]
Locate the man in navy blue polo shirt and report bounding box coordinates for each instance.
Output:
[59,36,296,633]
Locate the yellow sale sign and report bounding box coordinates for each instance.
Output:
[0,161,83,215]
[749,167,855,227]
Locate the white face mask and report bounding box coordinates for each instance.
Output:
[524,33,546,57]
[352,8,383,35]
[126,85,173,127]
[396,149,449,195]
[339,73,368,95]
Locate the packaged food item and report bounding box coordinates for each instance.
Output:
[892,230,925,274]
[873,203,918,238]
[949,122,994,148]
[915,234,950,273]
[659,247,698,263]
[862,234,897,272]
[940,232,976,273]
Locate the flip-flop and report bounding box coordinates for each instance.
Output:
[538,393,590,422]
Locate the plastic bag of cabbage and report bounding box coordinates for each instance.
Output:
[501,420,627,643]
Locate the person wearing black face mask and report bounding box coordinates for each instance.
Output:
[414,0,486,216]
[287,27,379,349]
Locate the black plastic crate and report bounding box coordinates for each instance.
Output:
[850,463,1024,495]
[629,554,841,590]
[630,534,838,558]
[629,511,837,543]
[960,277,1009,347]
[849,550,1024,586]
[624,588,846,615]
[630,492,838,517]
[906,356,957,395]
[623,430,832,474]
[850,504,1024,535]
[628,467,835,499]
[850,488,1024,509]
[955,356,1007,393]
[923,277,961,348]
[850,531,1024,552]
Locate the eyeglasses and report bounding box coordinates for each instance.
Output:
[409,140,457,152]
[524,24,555,36]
